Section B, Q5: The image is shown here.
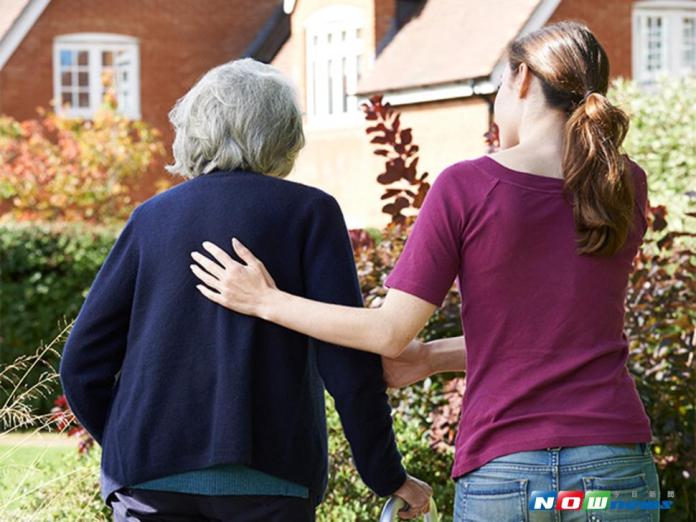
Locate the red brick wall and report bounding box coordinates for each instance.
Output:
[548,0,634,79]
[0,0,278,206]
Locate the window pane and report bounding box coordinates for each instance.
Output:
[101,68,115,89]
[61,92,72,106]
[327,59,333,114]
[102,51,113,66]
[311,60,317,116]
[61,71,72,87]
[77,51,88,66]
[78,92,90,107]
[684,17,696,70]
[78,71,89,87]
[341,57,348,112]
[60,50,73,66]
[646,16,664,72]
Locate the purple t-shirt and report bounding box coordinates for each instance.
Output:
[384,154,653,479]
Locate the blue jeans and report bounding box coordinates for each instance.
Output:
[454,443,661,522]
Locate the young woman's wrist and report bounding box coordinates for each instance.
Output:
[426,343,445,375]
[416,340,437,378]
[257,287,285,322]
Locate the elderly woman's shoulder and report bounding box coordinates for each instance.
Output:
[128,171,338,222]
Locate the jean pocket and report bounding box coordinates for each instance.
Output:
[582,472,654,521]
[455,478,528,522]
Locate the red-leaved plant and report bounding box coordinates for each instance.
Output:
[51,394,94,454]
[361,94,430,224]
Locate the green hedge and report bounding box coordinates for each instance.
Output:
[0,220,122,414]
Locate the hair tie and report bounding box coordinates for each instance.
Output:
[581,91,595,104]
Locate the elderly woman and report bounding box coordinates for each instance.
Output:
[59,58,431,522]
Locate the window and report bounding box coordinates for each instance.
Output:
[305,6,366,123]
[633,1,696,84]
[53,33,140,119]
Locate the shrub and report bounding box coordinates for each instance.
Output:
[0,102,166,224]
[609,76,696,232]
[0,221,121,415]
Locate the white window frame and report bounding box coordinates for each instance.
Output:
[633,1,696,85]
[53,33,141,119]
[304,5,368,128]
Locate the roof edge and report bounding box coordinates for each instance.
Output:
[358,0,563,104]
[0,0,50,70]
[489,0,562,84]
[358,76,496,106]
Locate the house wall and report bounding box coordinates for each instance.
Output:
[549,0,634,78]
[272,0,402,228]
[0,0,278,205]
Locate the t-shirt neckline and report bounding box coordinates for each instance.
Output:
[482,155,565,193]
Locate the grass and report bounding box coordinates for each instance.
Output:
[0,440,74,511]
[0,326,112,521]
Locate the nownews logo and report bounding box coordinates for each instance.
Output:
[529,490,674,511]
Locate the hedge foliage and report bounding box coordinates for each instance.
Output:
[609,75,696,233]
[0,221,123,413]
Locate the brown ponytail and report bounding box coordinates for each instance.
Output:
[507,21,635,256]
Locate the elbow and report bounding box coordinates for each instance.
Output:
[378,323,410,359]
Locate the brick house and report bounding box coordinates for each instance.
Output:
[0,0,286,209]
[1,0,694,226]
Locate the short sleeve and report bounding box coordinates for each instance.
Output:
[629,159,650,237]
[384,165,463,307]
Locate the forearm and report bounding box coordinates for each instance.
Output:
[425,336,467,375]
[259,288,401,356]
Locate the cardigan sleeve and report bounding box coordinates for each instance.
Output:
[302,194,407,498]
[59,207,140,445]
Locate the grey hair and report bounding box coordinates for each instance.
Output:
[165,58,305,179]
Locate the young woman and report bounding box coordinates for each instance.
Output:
[190,21,661,520]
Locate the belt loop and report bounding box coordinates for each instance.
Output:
[640,442,647,455]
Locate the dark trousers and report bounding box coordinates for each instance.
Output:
[107,487,316,522]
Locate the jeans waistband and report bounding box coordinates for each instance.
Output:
[546,443,648,455]
[482,442,653,467]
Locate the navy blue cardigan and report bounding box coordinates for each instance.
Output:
[58,169,407,506]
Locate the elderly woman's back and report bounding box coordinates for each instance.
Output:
[58,59,407,522]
